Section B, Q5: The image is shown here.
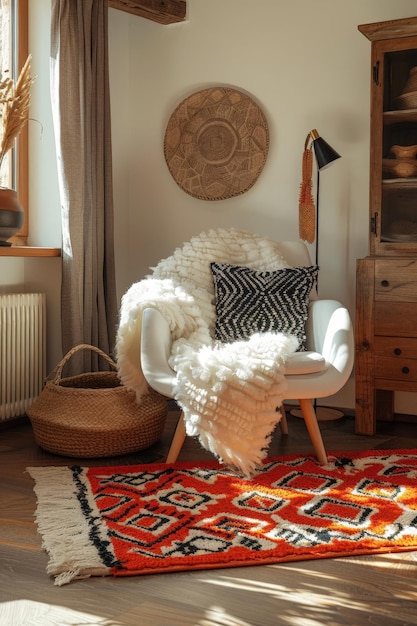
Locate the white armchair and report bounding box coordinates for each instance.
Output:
[139,241,354,467]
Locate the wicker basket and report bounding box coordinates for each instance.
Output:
[27,344,168,457]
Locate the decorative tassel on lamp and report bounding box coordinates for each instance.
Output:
[293,128,343,421]
[298,134,316,245]
[299,129,341,264]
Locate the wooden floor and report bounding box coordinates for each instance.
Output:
[1,409,417,626]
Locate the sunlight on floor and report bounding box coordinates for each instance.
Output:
[200,572,349,608]
[198,605,253,626]
[199,558,417,624]
[0,600,118,626]
[200,577,343,625]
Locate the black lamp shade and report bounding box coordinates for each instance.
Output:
[312,134,341,170]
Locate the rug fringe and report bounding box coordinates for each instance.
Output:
[27,466,111,585]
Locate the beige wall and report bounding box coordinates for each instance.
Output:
[109,0,417,412]
[3,0,417,412]
[110,0,377,307]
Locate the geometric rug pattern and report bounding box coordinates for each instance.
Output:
[27,449,417,585]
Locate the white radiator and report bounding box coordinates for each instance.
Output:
[0,293,46,421]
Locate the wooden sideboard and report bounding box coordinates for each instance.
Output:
[356,257,417,434]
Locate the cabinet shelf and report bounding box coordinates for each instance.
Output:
[382,235,417,243]
[382,178,417,188]
[384,109,417,124]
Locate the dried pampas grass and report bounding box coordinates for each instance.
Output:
[0,55,34,169]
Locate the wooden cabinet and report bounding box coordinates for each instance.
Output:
[356,17,417,434]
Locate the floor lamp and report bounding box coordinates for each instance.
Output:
[291,128,342,421]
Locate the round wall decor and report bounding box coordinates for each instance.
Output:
[164,86,269,201]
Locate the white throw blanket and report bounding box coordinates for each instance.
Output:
[116,228,298,477]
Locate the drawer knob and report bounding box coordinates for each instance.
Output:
[394,348,402,355]
[381,280,389,287]
[402,366,410,374]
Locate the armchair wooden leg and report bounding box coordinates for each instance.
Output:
[298,399,328,465]
[166,411,186,463]
[277,405,288,435]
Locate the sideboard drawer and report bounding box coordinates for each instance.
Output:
[375,356,417,382]
[374,336,417,359]
[375,302,417,337]
[375,259,417,302]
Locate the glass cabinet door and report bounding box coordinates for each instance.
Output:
[371,37,417,255]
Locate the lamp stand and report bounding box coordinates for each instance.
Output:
[292,143,344,422]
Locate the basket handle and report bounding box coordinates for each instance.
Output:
[49,343,117,383]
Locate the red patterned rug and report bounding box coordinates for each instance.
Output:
[28,449,417,585]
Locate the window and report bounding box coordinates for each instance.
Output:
[0,0,28,245]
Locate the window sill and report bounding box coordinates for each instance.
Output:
[0,246,61,257]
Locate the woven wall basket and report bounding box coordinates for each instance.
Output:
[164,86,269,200]
[27,344,168,458]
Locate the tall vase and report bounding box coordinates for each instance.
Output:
[0,188,24,246]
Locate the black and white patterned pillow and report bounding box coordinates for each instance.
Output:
[210,262,318,350]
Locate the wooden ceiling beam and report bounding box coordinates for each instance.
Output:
[108,0,187,25]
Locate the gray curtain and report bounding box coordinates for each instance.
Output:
[50,0,117,373]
